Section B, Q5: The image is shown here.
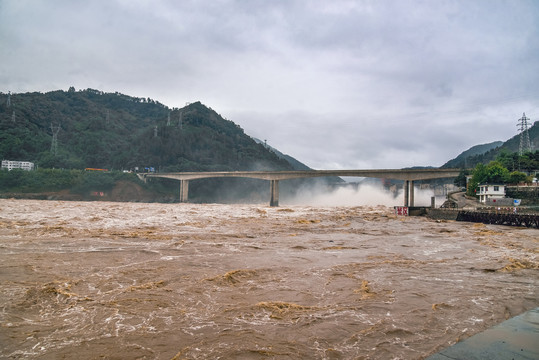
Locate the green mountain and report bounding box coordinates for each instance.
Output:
[252,137,312,171]
[442,120,539,169]
[0,89,293,172]
[442,141,503,168]
[1,88,343,203]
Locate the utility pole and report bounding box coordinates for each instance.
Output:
[517,112,531,156]
[50,123,60,156]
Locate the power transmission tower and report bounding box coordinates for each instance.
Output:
[517,112,531,155]
[154,125,158,138]
[50,123,61,155]
[6,91,11,107]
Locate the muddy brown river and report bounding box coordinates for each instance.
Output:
[0,199,537,359]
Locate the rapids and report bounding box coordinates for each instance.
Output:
[0,199,537,359]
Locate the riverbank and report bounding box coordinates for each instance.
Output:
[427,307,539,360]
[0,180,173,203]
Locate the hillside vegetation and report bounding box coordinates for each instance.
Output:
[0,89,330,202]
[0,88,292,172]
[442,121,539,169]
[442,141,503,168]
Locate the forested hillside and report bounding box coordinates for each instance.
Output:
[442,141,503,168]
[0,89,332,203]
[0,88,292,172]
[442,121,539,169]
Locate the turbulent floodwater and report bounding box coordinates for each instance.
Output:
[0,199,537,359]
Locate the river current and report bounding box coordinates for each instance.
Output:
[0,199,537,359]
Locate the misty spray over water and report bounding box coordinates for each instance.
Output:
[286,183,435,207]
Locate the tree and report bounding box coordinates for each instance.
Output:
[467,161,510,197]
[519,151,539,172]
[497,150,539,173]
[506,171,530,184]
[484,161,509,183]
[497,150,518,171]
[453,169,469,188]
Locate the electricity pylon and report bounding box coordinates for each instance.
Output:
[517,113,531,155]
[50,123,61,156]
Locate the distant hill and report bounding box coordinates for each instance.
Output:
[0,88,346,202]
[442,141,503,168]
[0,89,293,172]
[442,121,539,168]
[252,138,311,171]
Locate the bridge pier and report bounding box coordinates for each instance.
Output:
[270,180,279,207]
[410,180,415,207]
[404,180,409,206]
[180,180,189,203]
[403,180,415,207]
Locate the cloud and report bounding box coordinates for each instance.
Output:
[1,0,538,169]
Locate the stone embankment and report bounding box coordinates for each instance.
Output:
[426,208,459,221]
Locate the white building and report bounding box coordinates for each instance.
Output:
[477,183,505,203]
[1,160,35,171]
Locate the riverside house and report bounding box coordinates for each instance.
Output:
[477,183,505,203]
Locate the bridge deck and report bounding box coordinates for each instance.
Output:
[138,169,461,207]
[140,169,461,181]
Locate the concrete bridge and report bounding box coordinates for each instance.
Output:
[137,169,461,206]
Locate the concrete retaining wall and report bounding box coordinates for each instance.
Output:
[426,208,459,221]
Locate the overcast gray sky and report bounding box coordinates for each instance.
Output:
[1,0,538,169]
